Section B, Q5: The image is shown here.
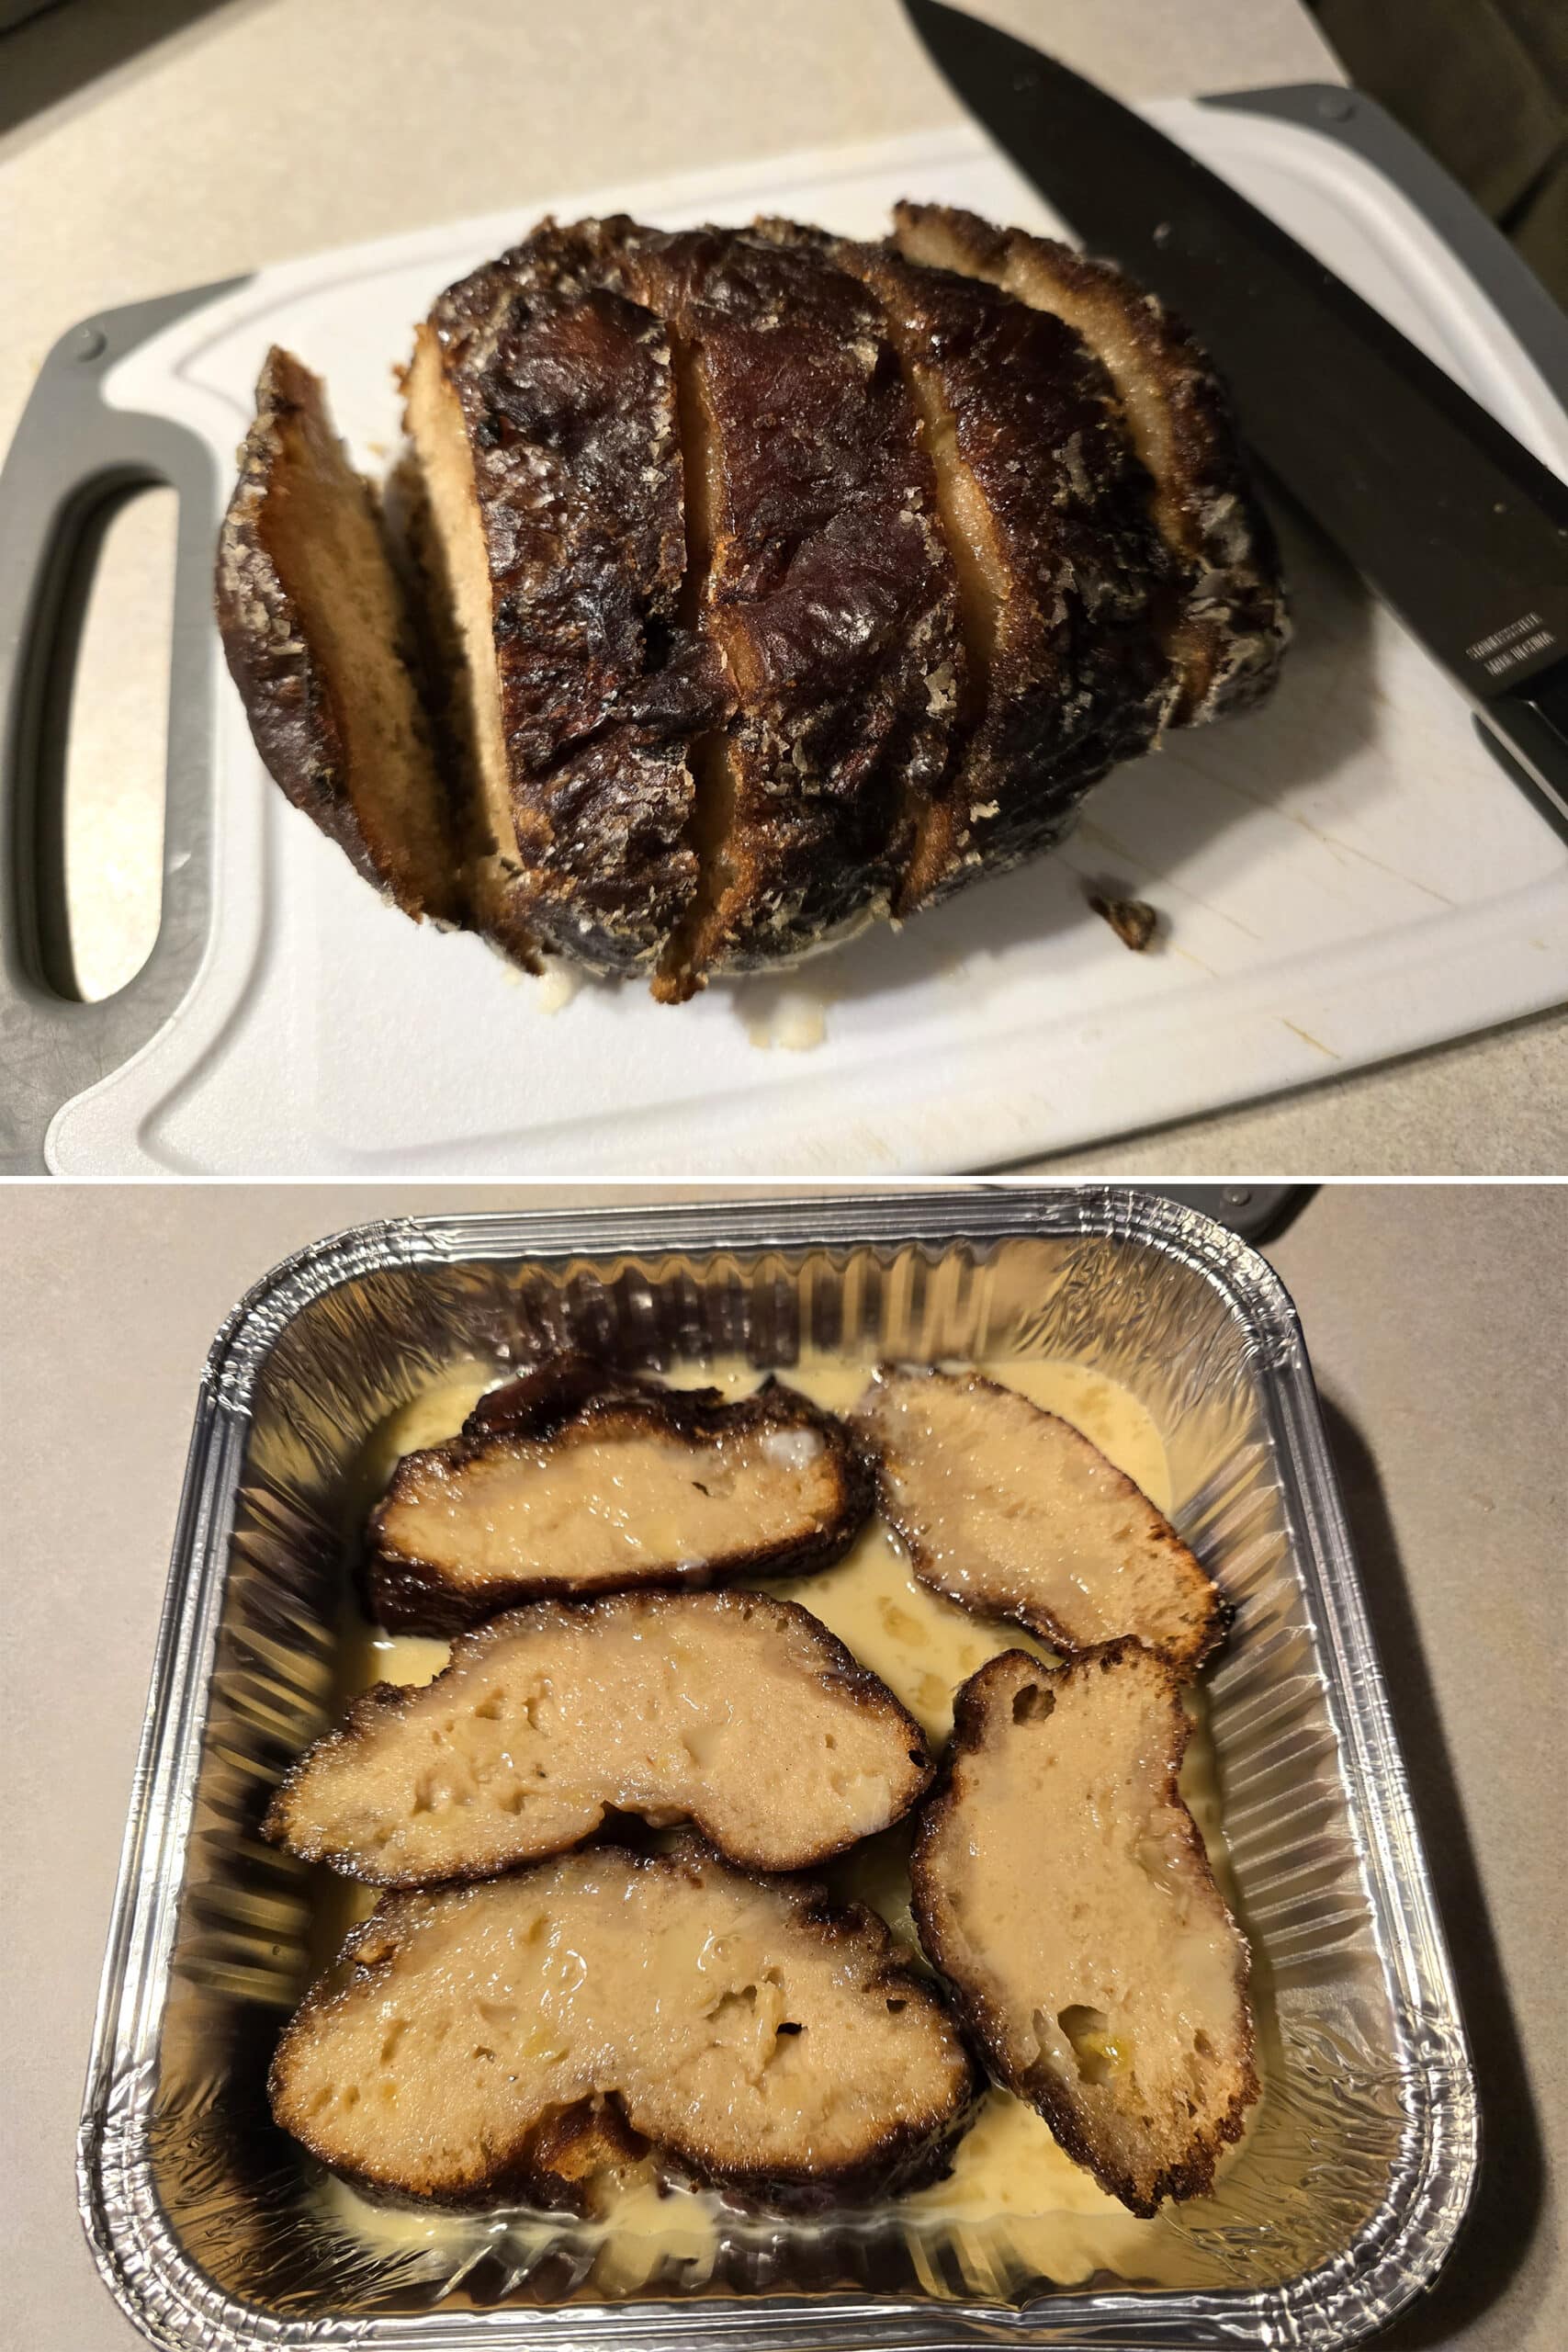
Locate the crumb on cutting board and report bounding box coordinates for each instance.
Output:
[1089,894,1159,952]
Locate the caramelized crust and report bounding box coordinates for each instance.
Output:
[216,347,457,919]
[614,224,964,995]
[894,203,1288,726]
[821,238,1176,910]
[365,1356,874,1634]
[912,1645,1257,2215]
[412,220,727,972]
[270,1837,981,2210]
[266,1588,931,1880]
[853,1365,1222,1671]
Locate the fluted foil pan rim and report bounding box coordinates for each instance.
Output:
[78,1188,1478,2350]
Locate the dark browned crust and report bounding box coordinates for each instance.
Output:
[910,1644,1258,2217]
[893,203,1288,728]
[269,1832,983,2212]
[857,1363,1224,1674]
[615,222,964,991]
[264,1585,932,1882]
[815,236,1175,912]
[215,346,457,920]
[363,1358,875,1634]
[425,219,728,975]
[457,1349,649,1442]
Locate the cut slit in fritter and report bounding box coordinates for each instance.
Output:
[852,1365,1223,1672]
[893,202,1289,726]
[912,1644,1258,2215]
[265,1588,931,1880]
[364,1354,874,1634]
[270,1837,981,2210]
[215,347,459,922]
[398,323,536,967]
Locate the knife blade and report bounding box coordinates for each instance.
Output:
[904,0,1568,834]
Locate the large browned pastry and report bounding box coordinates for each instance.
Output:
[218,207,1286,992]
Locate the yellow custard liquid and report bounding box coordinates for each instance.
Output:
[312,1354,1244,2299]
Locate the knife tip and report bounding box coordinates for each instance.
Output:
[904,0,975,43]
[903,0,1081,95]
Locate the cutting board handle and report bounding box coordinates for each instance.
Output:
[0,278,243,1173]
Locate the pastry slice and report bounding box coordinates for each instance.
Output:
[402,218,722,973]
[615,222,964,997]
[815,234,1175,910]
[912,1644,1257,2215]
[893,202,1289,726]
[266,1588,931,1881]
[270,1837,980,2208]
[852,1365,1221,1671]
[216,347,457,919]
[366,1355,874,1634]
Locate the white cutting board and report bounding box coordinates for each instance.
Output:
[49,114,1568,1175]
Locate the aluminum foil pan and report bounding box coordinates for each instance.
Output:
[78,1190,1477,2349]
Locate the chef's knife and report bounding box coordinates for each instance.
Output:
[904,0,1568,838]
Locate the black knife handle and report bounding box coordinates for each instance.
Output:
[1475,656,1568,844]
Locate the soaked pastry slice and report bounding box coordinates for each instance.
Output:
[215,347,458,920]
[366,1355,874,1634]
[911,1644,1257,2215]
[270,1837,980,2209]
[852,1365,1221,1671]
[266,1588,931,1881]
[892,202,1289,727]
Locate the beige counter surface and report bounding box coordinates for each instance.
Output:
[4,0,1563,1175]
[1,1180,1563,2348]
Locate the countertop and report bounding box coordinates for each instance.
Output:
[3,0,1563,1175]
[1,1179,1563,2349]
